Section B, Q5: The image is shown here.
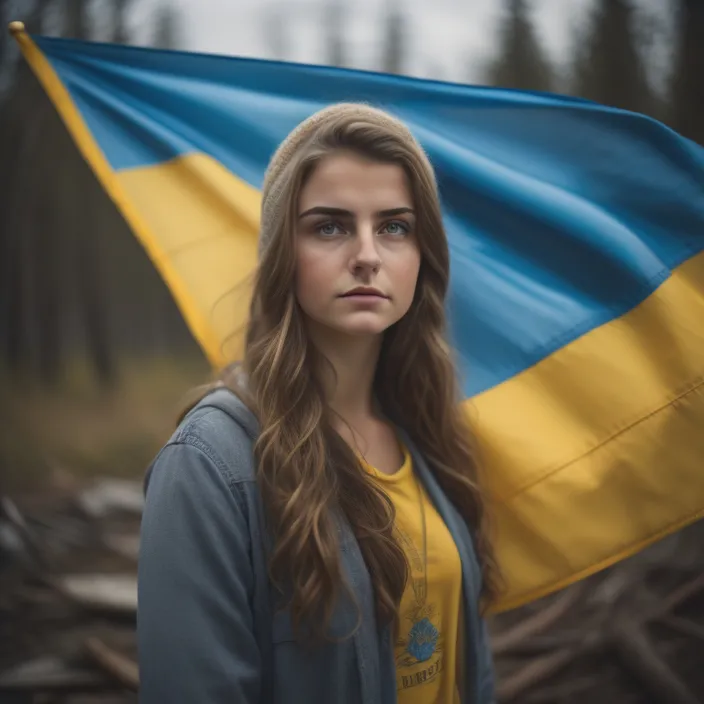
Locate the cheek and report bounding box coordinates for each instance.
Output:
[394,249,422,303]
[295,247,333,309]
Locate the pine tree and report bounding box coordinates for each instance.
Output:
[670,0,704,145]
[61,0,117,382]
[261,6,291,61]
[324,0,347,68]
[111,0,132,45]
[570,0,655,116]
[65,0,91,39]
[484,0,554,92]
[152,3,183,50]
[380,0,406,75]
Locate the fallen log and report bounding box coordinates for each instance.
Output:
[650,574,704,619]
[522,671,618,704]
[492,582,586,655]
[103,534,140,561]
[497,647,581,702]
[85,637,139,691]
[0,656,107,693]
[611,621,699,704]
[54,574,137,616]
[77,480,144,519]
[658,615,704,643]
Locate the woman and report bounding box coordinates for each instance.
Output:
[138,103,500,704]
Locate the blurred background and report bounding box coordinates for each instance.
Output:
[0,1,703,702]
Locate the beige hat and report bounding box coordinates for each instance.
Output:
[258,103,436,257]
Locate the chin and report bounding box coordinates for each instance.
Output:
[335,315,397,337]
[305,311,398,340]
[340,323,389,336]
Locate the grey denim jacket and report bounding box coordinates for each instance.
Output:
[138,389,495,703]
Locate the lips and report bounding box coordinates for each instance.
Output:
[340,287,388,298]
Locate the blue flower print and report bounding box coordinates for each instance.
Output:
[406,618,439,662]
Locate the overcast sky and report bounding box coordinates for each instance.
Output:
[127,0,675,91]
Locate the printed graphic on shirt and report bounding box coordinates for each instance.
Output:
[395,527,445,692]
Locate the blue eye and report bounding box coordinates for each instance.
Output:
[317,222,343,236]
[382,220,410,235]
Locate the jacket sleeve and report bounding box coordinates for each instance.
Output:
[137,440,260,703]
[476,617,497,704]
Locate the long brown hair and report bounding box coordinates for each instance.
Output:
[223,106,501,635]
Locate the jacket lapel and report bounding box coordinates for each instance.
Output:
[336,514,386,704]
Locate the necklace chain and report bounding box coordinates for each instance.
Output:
[413,473,428,605]
[359,446,428,605]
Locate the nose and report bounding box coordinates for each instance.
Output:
[351,225,381,275]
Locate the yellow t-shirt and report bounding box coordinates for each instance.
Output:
[362,448,463,704]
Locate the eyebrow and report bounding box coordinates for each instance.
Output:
[298,206,415,219]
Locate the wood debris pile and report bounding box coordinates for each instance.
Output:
[491,520,704,703]
[1,480,702,703]
[0,482,141,703]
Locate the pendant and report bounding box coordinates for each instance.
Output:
[406,617,439,662]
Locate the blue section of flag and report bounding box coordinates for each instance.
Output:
[34,36,704,396]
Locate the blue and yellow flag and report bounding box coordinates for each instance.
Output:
[12,24,704,612]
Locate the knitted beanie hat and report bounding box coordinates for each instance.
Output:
[258,103,437,257]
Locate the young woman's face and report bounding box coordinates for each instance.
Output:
[295,151,422,340]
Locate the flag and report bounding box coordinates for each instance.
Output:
[12,24,704,612]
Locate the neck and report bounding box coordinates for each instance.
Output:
[308,326,382,421]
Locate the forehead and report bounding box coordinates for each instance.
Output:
[298,151,412,212]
